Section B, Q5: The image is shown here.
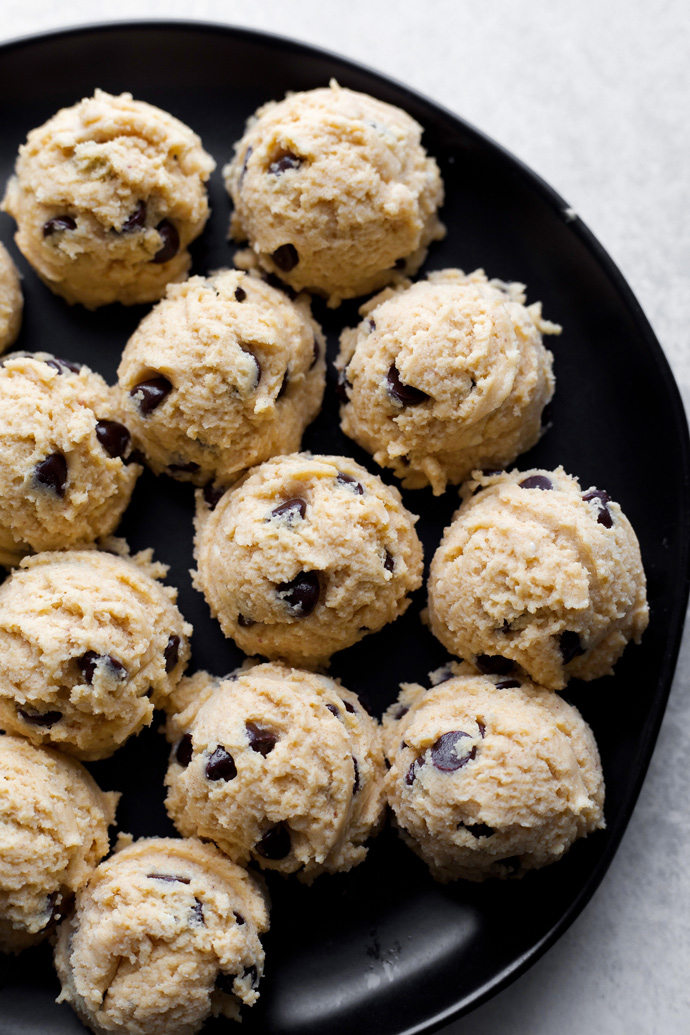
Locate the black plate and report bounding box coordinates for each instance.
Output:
[1,20,689,1035]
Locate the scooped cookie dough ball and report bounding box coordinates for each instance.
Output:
[193,453,424,666]
[427,468,648,690]
[54,837,269,1035]
[165,663,386,881]
[0,735,117,954]
[224,80,445,306]
[117,269,326,486]
[0,543,192,759]
[0,242,23,352]
[2,90,215,308]
[0,352,140,567]
[383,664,605,881]
[336,269,559,495]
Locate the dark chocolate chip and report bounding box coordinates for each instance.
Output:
[152,220,179,264]
[238,349,261,388]
[384,551,395,573]
[121,200,147,232]
[42,890,74,931]
[463,822,495,838]
[45,357,81,375]
[394,257,406,270]
[431,731,476,772]
[271,496,307,522]
[352,757,360,794]
[95,420,131,459]
[405,756,424,786]
[519,474,553,491]
[559,630,586,664]
[78,652,126,684]
[336,471,364,494]
[268,151,302,175]
[191,898,205,925]
[147,873,191,884]
[477,720,486,738]
[326,703,340,717]
[244,965,259,989]
[495,678,521,689]
[386,364,429,406]
[276,571,320,616]
[475,654,513,676]
[164,634,180,673]
[541,402,553,428]
[481,468,503,477]
[235,285,247,302]
[126,448,146,467]
[246,720,277,757]
[206,746,237,781]
[394,705,408,720]
[233,911,245,925]
[238,613,255,628]
[17,707,62,728]
[43,215,76,236]
[336,365,352,402]
[583,489,613,527]
[272,243,299,271]
[255,822,291,860]
[384,757,391,770]
[277,369,289,399]
[203,482,226,510]
[310,339,319,369]
[175,733,193,768]
[34,453,67,497]
[168,461,200,474]
[368,318,376,332]
[344,701,356,715]
[131,376,172,415]
[240,145,253,182]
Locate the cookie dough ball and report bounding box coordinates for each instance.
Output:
[0,544,192,759]
[193,453,424,666]
[0,352,140,567]
[0,735,117,954]
[383,665,605,881]
[224,80,445,306]
[165,663,386,880]
[2,89,215,308]
[336,269,559,494]
[54,837,269,1035]
[0,242,23,352]
[428,468,648,690]
[117,269,326,486]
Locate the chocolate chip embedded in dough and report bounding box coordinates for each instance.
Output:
[164,634,180,673]
[430,730,476,772]
[336,365,352,402]
[191,898,205,925]
[45,357,81,375]
[559,630,586,664]
[277,369,289,399]
[326,703,340,717]
[130,375,172,415]
[384,551,395,573]
[519,474,553,491]
[203,482,226,510]
[495,678,521,689]
[17,707,62,728]
[268,151,303,175]
[43,215,76,236]
[146,873,191,884]
[272,243,299,271]
[233,911,245,925]
[337,471,364,494]
[234,285,246,302]
[271,496,307,523]
[276,571,320,616]
[352,757,360,794]
[344,700,356,715]
[175,733,193,768]
[255,822,291,860]
[386,364,429,406]
[34,453,67,497]
[121,200,147,232]
[245,720,277,757]
[78,652,126,685]
[394,705,408,720]
[582,488,613,528]
[152,220,179,264]
[205,746,237,781]
[96,420,131,459]
[405,756,424,786]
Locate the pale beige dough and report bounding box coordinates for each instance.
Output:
[383,663,605,881]
[2,90,215,309]
[0,543,192,759]
[336,269,559,494]
[0,735,117,954]
[54,837,269,1035]
[117,269,326,486]
[427,467,648,689]
[224,80,445,306]
[0,352,140,568]
[164,663,386,881]
[193,453,424,666]
[0,242,23,351]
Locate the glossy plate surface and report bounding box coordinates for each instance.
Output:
[0,21,688,1035]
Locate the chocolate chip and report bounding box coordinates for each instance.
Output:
[17,707,62,728]
[164,634,180,673]
[96,420,131,459]
[130,376,172,415]
[268,151,302,175]
[255,822,291,860]
[152,220,179,263]
[238,613,255,628]
[175,733,193,767]
[276,571,320,616]
[326,703,340,717]
[126,448,146,466]
[45,357,81,375]
[147,873,191,884]
[233,911,245,925]
[405,756,424,786]
[541,402,553,427]
[121,200,147,232]
[277,369,289,399]
[431,731,476,772]
[272,243,299,271]
[368,318,376,332]
[310,339,319,369]
[235,285,247,302]
[240,145,253,182]
[394,258,406,270]
[168,461,200,474]
[244,965,259,989]
[519,474,553,491]
[481,468,503,477]
[191,898,205,925]
[43,215,76,236]
[495,679,521,689]
[206,746,237,781]
[78,652,126,684]
[463,822,495,838]
[203,482,226,510]
[34,453,67,497]
[352,757,360,793]
[475,655,513,676]
[583,489,613,527]
[477,720,486,738]
[238,349,261,388]
[559,630,586,664]
[246,720,277,757]
[394,705,408,720]
[42,890,74,931]
[336,365,352,402]
[271,497,307,523]
[344,701,356,715]
[337,471,364,494]
[386,364,429,406]
[384,551,395,573]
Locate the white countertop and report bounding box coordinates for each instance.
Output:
[2,2,689,1032]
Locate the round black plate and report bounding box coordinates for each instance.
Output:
[1,21,688,1035]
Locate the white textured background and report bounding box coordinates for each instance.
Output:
[2,2,689,1033]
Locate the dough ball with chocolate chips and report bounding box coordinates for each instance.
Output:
[0,352,140,568]
[2,90,215,308]
[0,735,117,954]
[54,837,269,1035]
[427,467,648,690]
[224,80,445,307]
[117,269,326,486]
[336,269,559,495]
[383,664,605,881]
[193,453,424,666]
[0,542,191,759]
[164,662,386,881]
[0,242,23,352]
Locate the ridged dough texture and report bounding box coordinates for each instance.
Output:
[427,467,648,689]
[164,663,386,880]
[0,352,140,567]
[224,80,445,306]
[54,837,269,1035]
[117,269,326,485]
[0,735,117,954]
[2,89,215,308]
[193,453,424,666]
[383,665,605,881]
[336,269,559,494]
[0,544,192,759]
[0,242,23,352]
